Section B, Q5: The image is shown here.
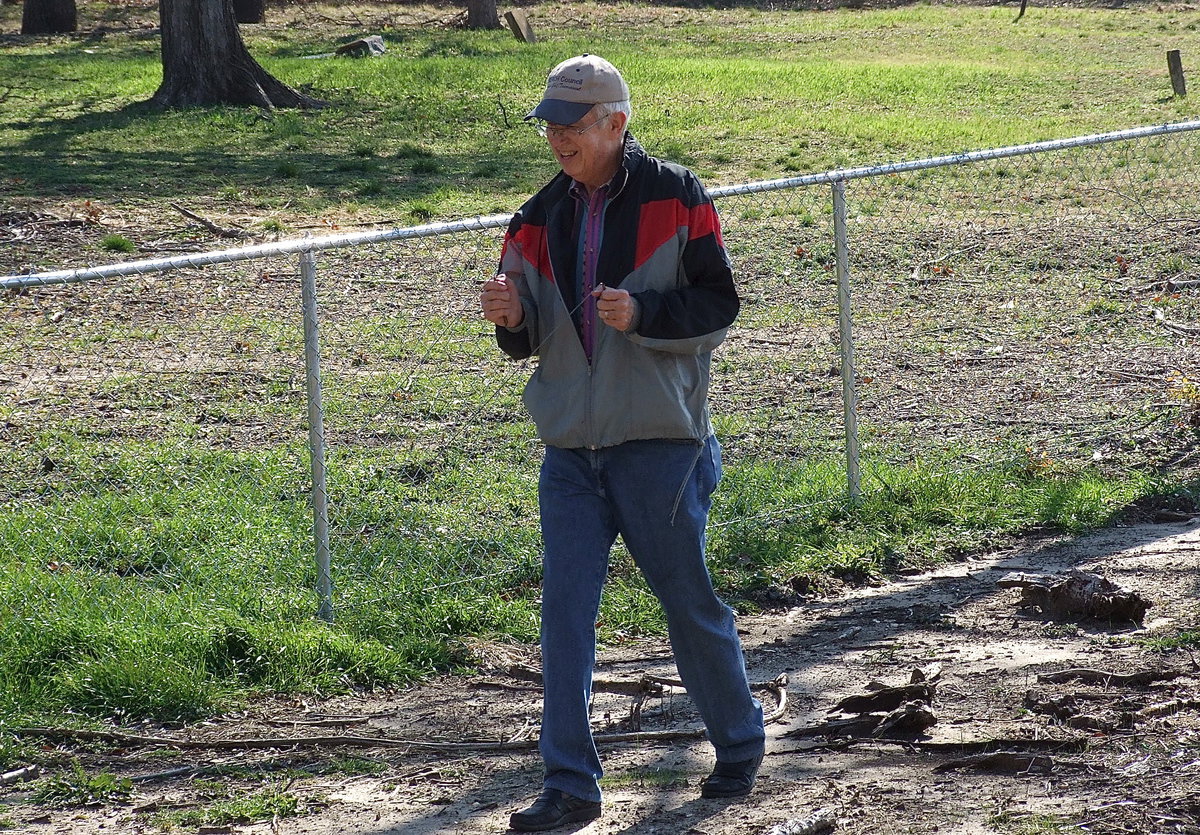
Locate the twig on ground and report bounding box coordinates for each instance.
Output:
[16,726,536,752]
[1153,310,1200,336]
[261,716,372,728]
[170,203,250,239]
[131,765,200,783]
[12,676,790,755]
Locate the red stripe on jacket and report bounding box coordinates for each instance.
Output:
[634,199,723,271]
[503,222,554,282]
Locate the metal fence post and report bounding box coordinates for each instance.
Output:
[832,179,863,503]
[300,248,334,622]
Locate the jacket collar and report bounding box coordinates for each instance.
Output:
[607,131,645,200]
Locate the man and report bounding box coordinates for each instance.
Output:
[480,54,765,833]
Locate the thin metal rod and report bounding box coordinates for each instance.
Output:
[709,117,1200,198]
[300,250,334,623]
[0,213,512,290]
[832,179,862,503]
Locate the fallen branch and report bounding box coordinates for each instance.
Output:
[504,663,663,696]
[785,714,882,740]
[1132,277,1200,293]
[830,682,935,716]
[131,765,200,783]
[261,716,372,728]
[0,766,40,786]
[933,750,1085,774]
[1153,308,1200,336]
[778,736,1088,756]
[510,666,789,720]
[16,726,537,753]
[12,676,790,756]
[170,203,250,239]
[643,673,790,723]
[1036,668,1178,687]
[1135,699,1200,720]
[13,724,714,753]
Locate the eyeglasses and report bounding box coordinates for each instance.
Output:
[532,112,610,140]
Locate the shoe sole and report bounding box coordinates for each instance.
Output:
[509,806,602,832]
[700,784,754,799]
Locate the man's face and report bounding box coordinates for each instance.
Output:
[544,107,624,191]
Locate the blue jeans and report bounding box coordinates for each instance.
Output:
[537,436,765,802]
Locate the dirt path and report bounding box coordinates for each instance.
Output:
[6,516,1199,835]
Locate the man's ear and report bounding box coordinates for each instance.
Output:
[608,110,629,135]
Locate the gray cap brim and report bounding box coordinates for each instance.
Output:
[525,99,596,125]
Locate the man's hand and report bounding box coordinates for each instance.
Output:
[481,274,524,329]
[594,285,638,333]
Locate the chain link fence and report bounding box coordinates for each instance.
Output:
[2,122,1198,705]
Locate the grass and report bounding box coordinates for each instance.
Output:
[1142,630,1200,651]
[151,784,302,829]
[602,766,691,789]
[0,434,1187,733]
[987,811,1080,833]
[30,763,132,806]
[708,454,1172,599]
[0,2,1196,230]
[0,0,1198,768]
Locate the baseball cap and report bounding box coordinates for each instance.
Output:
[525,54,630,125]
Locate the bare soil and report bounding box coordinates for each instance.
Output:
[4,515,1199,835]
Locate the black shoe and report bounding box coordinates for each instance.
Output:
[509,788,602,832]
[700,752,764,799]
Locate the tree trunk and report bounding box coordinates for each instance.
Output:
[232,0,265,24]
[22,0,77,34]
[465,0,501,30]
[151,0,322,110]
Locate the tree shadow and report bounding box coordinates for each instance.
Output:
[2,96,553,211]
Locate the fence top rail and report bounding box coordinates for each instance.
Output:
[708,118,1200,198]
[4,119,1198,291]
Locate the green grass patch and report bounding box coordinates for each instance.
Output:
[98,233,135,253]
[708,454,1167,604]
[601,766,691,789]
[0,432,1185,724]
[0,3,1195,221]
[151,783,301,829]
[31,762,132,806]
[986,811,1078,834]
[1142,630,1200,652]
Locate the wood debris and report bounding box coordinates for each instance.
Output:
[830,682,935,716]
[0,765,40,786]
[933,750,1085,774]
[1036,667,1178,687]
[170,203,251,239]
[788,667,939,740]
[997,569,1151,622]
[874,700,938,736]
[763,809,837,834]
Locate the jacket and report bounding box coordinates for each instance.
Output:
[495,132,740,450]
